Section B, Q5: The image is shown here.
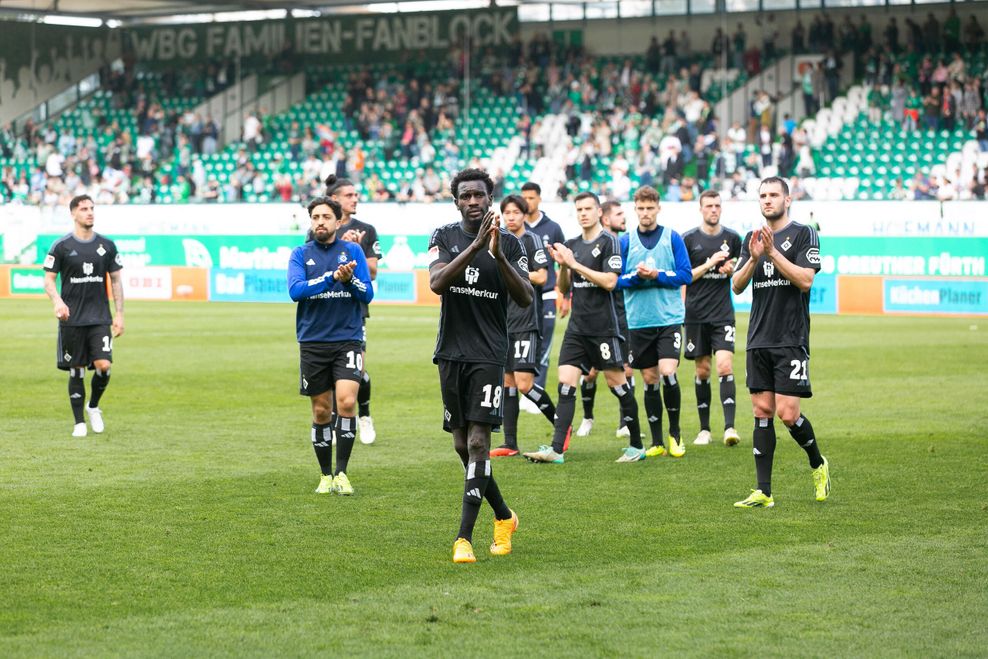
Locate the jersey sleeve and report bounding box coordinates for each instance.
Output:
[43,245,60,272]
[428,227,451,267]
[346,243,374,303]
[527,236,549,272]
[105,240,123,273]
[602,234,623,276]
[729,231,743,261]
[287,247,329,301]
[736,231,754,272]
[363,224,383,260]
[793,225,822,271]
[505,232,529,278]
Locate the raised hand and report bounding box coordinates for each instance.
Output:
[334,260,357,283]
[341,229,366,244]
[548,242,575,268]
[488,211,501,257]
[749,228,766,260]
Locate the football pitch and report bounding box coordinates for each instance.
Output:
[2,299,987,657]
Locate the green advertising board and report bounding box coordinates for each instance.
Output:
[10,267,47,295]
[818,237,987,277]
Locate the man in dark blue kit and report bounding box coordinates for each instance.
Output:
[429,168,533,564]
[731,177,830,508]
[43,195,124,438]
[288,196,374,496]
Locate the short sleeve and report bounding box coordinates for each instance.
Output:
[601,235,623,275]
[530,243,549,272]
[43,242,61,273]
[736,231,753,271]
[363,225,383,260]
[793,226,821,271]
[505,232,529,278]
[428,227,451,267]
[106,241,123,273]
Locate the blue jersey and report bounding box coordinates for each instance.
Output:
[616,226,692,328]
[288,238,374,343]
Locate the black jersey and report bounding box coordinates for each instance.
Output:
[606,231,629,332]
[430,223,529,365]
[737,221,821,351]
[525,212,566,292]
[340,216,382,319]
[564,230,623,337]
[507,230,548,334]
[43,232,122,327]
[683,226,743,323]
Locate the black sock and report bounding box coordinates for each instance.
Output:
[89,368,110,408]
[524,384,556,424]
[753,417,777,496]
[580,379,596,419]
[620,376,635,429]
[335,415,356,474]
[720,375,737,429]
[484,475,512,520]
[311,422,333,475]
[68,368,85,424]
[456,450,510,518]
[551,383,577,453]
[357,371,371,417]
[788,414,824,468]
[643,382,664,446]
[503,387,519,449]
[611,383,642,449]
[695,377,711,431]
[662,374,681,440]
[458,459,491,542]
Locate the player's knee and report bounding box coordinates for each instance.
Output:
[716,362,733,378]
[752,403,774,419]
[466,433,487,455]
[337,393,357,416]
[694,364,711,380]
[777,407,801,427]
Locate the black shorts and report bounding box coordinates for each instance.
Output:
[437,360,504,432]
[507,331,540,373]
[628,325,682,369]
[618,321,630,366]
[558,332,625,374]
[299,341,363,396]
[684,322,737,360]
[57,324,113,371]
[746,346,813,398]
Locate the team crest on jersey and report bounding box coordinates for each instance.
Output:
[465,266,480,284]
[82,262,94,275]
[720,241,729,252]
[781,238,792,252]
[97,244,106,256]
[44,254,55,268]
[592,246,601,258]
[338,252,349,263]
[763,261,775,277]
[306,259,316,265]
[806,248,821,265]
[607,255,622,269]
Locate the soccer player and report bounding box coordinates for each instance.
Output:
[682,190,744,446]
[615,186,693,459]
[288,196,373,496]
[326,174,383,445]
[429,168,532,563]
[523,192,643,464]
[576,200,635,439]
[43,194,124,437]
[520,182,568,399]
[731,177,830,508]
[491,195,557,457]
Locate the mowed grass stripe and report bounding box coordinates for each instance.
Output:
[1,300,986,656]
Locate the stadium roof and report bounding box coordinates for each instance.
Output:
[0,0,560,23]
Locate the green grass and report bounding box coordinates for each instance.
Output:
[2,299,987,657]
